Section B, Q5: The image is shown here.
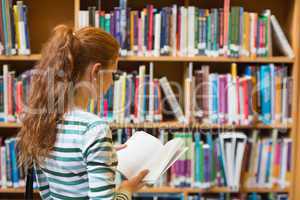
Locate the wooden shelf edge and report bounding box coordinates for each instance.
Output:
[0,54,294,63]
[0,187,289,194]
[0,54,41,61]
[0,122,292,130]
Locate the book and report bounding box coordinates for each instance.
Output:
[270,15,294,58]
[117,131,187,183]
[0,0,30,55]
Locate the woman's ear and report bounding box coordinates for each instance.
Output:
[91,63,101,80]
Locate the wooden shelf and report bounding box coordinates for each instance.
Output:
[0,54,294,63]
[109,122,292,129]
[118,56,294,63]
[0,122,292,130]
[0,54,41,61]
[0,186,289,194]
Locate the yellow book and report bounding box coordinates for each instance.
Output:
[231,63,237,80]
[13,5,20,49]
[243,12,250,56]
[130,11,134,51]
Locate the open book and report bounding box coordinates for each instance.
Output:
[117,131,188,183]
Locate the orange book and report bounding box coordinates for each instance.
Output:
[130,11,135,51]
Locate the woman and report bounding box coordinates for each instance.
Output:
[17,25,148,199]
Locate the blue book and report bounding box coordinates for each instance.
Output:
[5,139,12,187]
[260,66,271,124]
[9,139,19,188]
[245,66,252,77]
[218,139,227,186]
[212,74,218,123]
[23,5,30,51]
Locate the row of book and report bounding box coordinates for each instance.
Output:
[113,129,291,190]
[0,63,293,126]
[0,1,30,56]
[78,1,294,58]
[0,137,26,188]
[184,63,293,125]
[0,65,31,122]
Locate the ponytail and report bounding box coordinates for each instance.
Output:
[17,25,120,165]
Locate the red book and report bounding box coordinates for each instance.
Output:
[147,5,154,51]
[242,78,249,124]
[104,99,108,118]
[16,81,23,115]
[134,77,139,119]
[223,0,230,53]
[219,9,224,51]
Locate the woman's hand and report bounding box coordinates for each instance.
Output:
[119,170,149,193]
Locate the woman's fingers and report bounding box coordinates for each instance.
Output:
[114,144,127,151]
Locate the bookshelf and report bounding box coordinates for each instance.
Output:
[0,0,299,199]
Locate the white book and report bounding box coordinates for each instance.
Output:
[234,135,247,190]
[279,139,288,188]
[187,7,195,56]
[148,63,154,122]
[179,7,187,56]
[79,11,89,29]
[0,147,7,188]
[271,15,294,58]
[219,132,247,190]
[153,13,161,57]
[159,77,186,123]
[258,140,268,187]
[140,12,146,56]
[184,78,192,123]
[95,12,100,28]
[239,79,244,124]
[117,131,187,183]
[228,76,239,124]
[137,66,146,122]
[171,5,177,56]
[113,79,119,122]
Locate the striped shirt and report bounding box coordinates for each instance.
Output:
[35,108,131,200]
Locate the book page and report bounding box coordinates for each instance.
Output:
[117,132,163,179]
[142,138,187,182]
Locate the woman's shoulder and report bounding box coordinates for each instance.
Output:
[64,108,108,128]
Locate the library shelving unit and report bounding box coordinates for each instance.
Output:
[0,0,299,199]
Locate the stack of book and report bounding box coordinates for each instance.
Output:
[244,130,291,189]
[133,193,184,200]
[0,65,32,122]
[78,0,293,58]
[0,137,26,188]
[88,64,163,123]
[0,1,30,56]
[185,63,292,125]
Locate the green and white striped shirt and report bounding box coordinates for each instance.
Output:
[35,108,131,200]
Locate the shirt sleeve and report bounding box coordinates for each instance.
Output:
[35,166,52,200]
[81,121,131,200]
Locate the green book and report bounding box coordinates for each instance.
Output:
[100,14,105,29]
[104,14,110,33]
[199,141,204,183]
